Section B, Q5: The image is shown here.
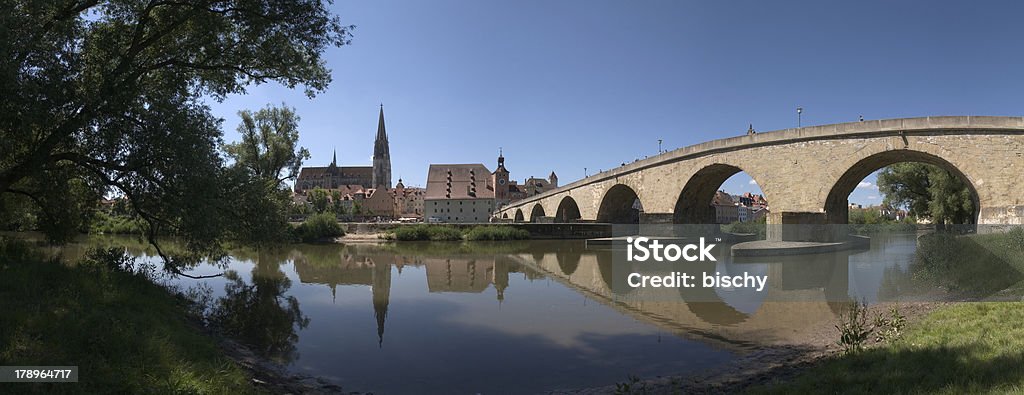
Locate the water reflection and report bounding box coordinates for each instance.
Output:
[209,253,309,363]
[34,231,972,394]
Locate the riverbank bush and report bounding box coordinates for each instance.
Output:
[294,212,344,242]
[463,226,530,241]
[383,224,531,241]
[88,211,147,235]
[910,230,1024,297]
[0,238,261,394]
[752,302,1024,394]
[848,210,918,234]
[722,218,766,239]
[386,224,464,241]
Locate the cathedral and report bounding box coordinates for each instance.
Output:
[294,106,393,193]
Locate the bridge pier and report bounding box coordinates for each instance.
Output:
[767,212,846,242]
[639,212,674,224]
[979,206,1024,226]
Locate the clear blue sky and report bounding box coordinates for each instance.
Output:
[208,0,1024,206]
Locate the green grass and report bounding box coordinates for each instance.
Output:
[751,302,1024,394]
[0,238,263,394]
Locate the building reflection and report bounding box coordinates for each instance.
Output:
[291,246,524,346]
[283,239,881,348]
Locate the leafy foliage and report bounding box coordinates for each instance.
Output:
[463,226,531,241]
[835,301,908,354]
[294,211,343,243]
[0,1,352,271]
[208,265,309,363]
[877,163,975,225]
[722,216,767,239]
[385,224,464,241]
[835,300,873,354]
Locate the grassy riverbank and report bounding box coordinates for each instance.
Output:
[752,229,1024,394]
[0,239,262,394]
[752,302,1024,394]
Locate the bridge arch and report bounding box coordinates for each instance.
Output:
[554,196,582,223]
[514,209,524,222]
[530,204,546,223]
[673,164,768,224]
[823,150,981,225]
[597,184,643,224]
[556,250,581,276]
[501,212,509,219]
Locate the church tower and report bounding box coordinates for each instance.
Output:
[492,149,510,204]
[372,105,392,189]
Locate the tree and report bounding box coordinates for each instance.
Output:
[224,105,310,186]
[329,190,347,216]
[877,163,975,226]
[223,104,310,244]
[308,188,329,214]
[0,1,352,273]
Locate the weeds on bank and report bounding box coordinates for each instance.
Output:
[614,374,649,395]
[835,301,907,354]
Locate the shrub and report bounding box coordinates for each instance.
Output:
[835,301,908,354]
[912,231,1024,296]
[464,226,530,241]
[386,225,463,241]
[874,306,907,343]
[89,211,147,235]
[835,300,872,354]
[295,212,344,243]
[722,218,766,238]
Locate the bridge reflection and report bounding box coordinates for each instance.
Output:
[286,241,863,348]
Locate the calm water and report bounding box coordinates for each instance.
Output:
[52,234,924,394]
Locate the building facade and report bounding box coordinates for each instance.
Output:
[424,164,496,223]
[392,179,426,219]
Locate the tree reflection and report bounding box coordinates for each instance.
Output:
[209,253,309,363]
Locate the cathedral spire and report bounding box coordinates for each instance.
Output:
[331,148,337,167]
[372,104,392,189]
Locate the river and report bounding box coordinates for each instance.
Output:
[46,233,926,394]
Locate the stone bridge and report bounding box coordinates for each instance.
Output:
[495,116,1024,241]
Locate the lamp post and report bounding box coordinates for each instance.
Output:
[658,139,663,154]
[797,107,803,128]
[584,167,588,177]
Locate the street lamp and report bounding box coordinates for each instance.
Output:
[584,167,588,177]
[797,107,803,128]
[658,139,663,154]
